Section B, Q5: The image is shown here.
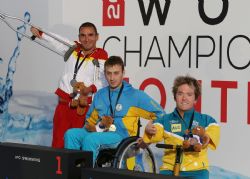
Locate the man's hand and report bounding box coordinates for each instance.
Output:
[202,133,210,148]
[136,138,149,149]
[30,27,42,39]
[145,120,157,136]
[100,116,114,128]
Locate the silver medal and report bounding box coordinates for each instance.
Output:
[116,104,122,111]
[70,79,77,87]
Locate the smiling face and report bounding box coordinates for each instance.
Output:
[105,64,124,89]
[175,84,197,117]
[78,26,98,53]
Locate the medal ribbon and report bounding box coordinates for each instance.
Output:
[72,49,96,81]
[72,50,85,80]
[108,83,124,117]
[177,110,195,139]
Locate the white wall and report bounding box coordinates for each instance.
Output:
[0,0,249,177]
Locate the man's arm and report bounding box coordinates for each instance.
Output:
[91,49,109,91]
[204,115,220,150]
[136,90,165,120]
[84,92,100,127]
[30,27,75,55]
[143,117,165,143]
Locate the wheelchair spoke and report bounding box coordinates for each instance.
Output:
[96,137,156,173]
[116,141,156,173]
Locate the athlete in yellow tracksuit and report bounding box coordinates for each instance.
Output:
[141,75,220,179]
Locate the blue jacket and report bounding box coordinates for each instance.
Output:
[143,108,220,171]
[85,81,165,138]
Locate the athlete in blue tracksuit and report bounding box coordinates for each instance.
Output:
[140,75,220,179]
[64,56,165,163]
[143,108,220,175]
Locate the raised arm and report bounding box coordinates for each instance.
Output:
[30,26,75,55]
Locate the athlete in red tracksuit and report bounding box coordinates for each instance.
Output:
[31,22,108,148]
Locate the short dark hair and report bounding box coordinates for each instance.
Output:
[104,56,124,72]
[172,75,201,100]
[79,22,98,34]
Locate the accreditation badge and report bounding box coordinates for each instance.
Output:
[171,124,182,133]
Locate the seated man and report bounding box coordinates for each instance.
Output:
[64,56,165,163]
[139,75,220,179]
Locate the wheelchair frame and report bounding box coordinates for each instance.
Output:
[95,120,157,173]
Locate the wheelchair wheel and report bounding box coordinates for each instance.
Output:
[113,136,156,173]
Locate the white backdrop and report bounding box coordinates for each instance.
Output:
[0,0,250,178]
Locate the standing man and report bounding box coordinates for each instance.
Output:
[31,22,108,148]
[64,56,165,163]
[139,75,220,179]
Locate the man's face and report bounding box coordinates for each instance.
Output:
[78,26,98,53]
[105,65,124,89]
[175,84,197,113]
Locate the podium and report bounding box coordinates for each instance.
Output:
[0,142,92,179]
[81,168,185,179]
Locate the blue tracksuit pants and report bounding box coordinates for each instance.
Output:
[64,128,123,163]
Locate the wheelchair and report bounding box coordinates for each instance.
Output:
[94,120,157,173]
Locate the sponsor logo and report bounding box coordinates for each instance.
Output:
[171,124,182,133]
[103,0,125,26]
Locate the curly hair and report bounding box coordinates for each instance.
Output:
[172,75,201,100]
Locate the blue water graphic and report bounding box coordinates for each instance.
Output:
[0,12,31,116]
[0,12,53,145]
